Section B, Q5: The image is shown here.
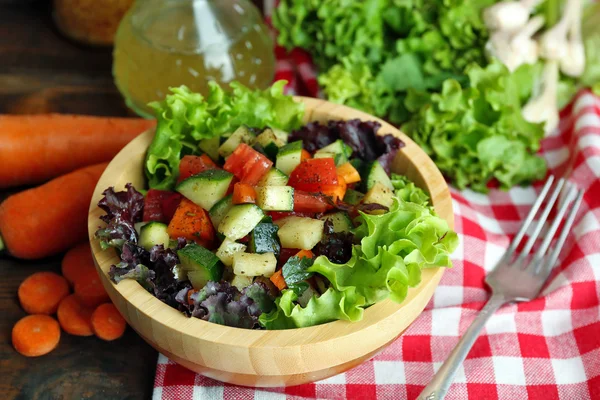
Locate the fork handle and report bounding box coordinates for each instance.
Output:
[417,294,508,400]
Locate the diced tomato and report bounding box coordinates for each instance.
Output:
[319,174,347,201]
[161,192,182,222]
[178,154,218,183]
[288,158,338,192]
[293,190,332,213]
[167,198,215,248]
[143,189,179,223]
[223,143,272,186]
[232,182,257,204]
[300,149,311,162]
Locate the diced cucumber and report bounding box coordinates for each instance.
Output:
[258,168,289,186]
[218,126,256,158]
[134,222,148,235]
[249,222,280,257]
[276,141,303,175]
[271,128,289,145]
[320,212,353,233]
[364,161,393,191]
[198,137,221,161]
[343,143,354,158]
[363,182,395,211]
[231,274,253,290]
[215,238,247,267]
[255,186,294,211]
[218,204,265,240]
[177,243,223,289]
[176,169,234,211]
[313,151,343,165]
[256,129,285,159]
[343,189,364,205]
[276,216,324,250]
[209,195,233,228]
[139,222,170,250]
[316,140,348,166]
[232,252,277,277]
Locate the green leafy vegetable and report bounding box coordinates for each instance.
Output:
[402,61,547,192]
[390,173,430,207]
[145,81,305,189]
[259,287,365,329]
[282,255,314,296]
[581,2,600,96]
[310,198,458,305]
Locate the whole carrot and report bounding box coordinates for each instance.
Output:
[0,114,155,189]
[0,162,108,259]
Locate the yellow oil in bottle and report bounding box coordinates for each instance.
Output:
[113,0,276,118]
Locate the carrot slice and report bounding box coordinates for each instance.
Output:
[269,270,287,291]
[57,294,94,336]
[74,268,110,308]
[91,303,127,341]
[61,242,96,286]
[232,182,257,204]
[18,272,70,315]
[12,315,61,357]
[167,198,215,247]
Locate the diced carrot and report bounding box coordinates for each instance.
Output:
[74,268,110,308]
[300,149,311,162]
[337,162,361,184]
[18,272,70,315]
[12,314,61,357]
[232,183,257,204]
[167,198,215,247]
[295,249,314,260]
[91,303,127,341]
[61,242,97,287]
[57,294,94,336]
[270,270,287,291]
[17,315,61,353]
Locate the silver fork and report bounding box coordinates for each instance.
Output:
[418,176,584,400]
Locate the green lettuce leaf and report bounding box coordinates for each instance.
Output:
[309,199,458,305]
[402,61,547,192]
[391,173,430,207]
[145,81,305,189]
[259,287,365,329]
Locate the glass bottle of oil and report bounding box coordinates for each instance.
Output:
[113,0,276,118]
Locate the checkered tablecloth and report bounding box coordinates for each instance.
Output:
[153,31,600,400]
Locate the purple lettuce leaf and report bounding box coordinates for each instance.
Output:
[312,220,354,264]
[95,183,145,249]
[178,281,275,329]
[289,119,405,174]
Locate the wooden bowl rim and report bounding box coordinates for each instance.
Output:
[88,96,453,350]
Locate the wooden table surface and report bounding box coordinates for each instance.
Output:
[0,1,262,399]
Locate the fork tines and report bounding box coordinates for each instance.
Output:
[503,176,584,275]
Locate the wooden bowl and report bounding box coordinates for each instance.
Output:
[87,97,454,387]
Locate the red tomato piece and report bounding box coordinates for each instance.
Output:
[223,144,273,186]
[143,189,172,222]
[288,158,338,192]
[293,190,332,213]
[178,154,218,183]
[161,192,182,222]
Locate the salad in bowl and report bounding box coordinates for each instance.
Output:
[94,81,458,330]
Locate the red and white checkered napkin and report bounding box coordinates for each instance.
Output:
[153,50,600,399]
